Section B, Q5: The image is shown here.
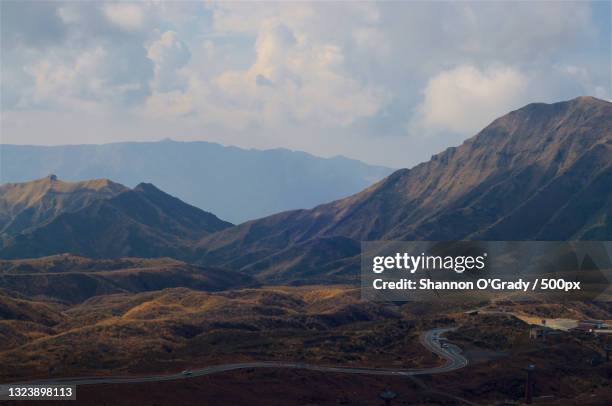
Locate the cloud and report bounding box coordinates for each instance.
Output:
[146,31,191,92]
[2,1,154,112]
[141,31,194,119]
[25,47,109,107]
[255,74,274,87]
[103,3,145,31]
[0,1,67,49]
[28,47,147,115]
[144,90,194,118]
[1,1,609,168]
[208,18,388,129]
[440,2,594,61]
[415,66,528,135]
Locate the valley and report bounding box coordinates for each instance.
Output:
[0,283,439,381]
[1,280,610,404]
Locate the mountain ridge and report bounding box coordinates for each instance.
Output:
[0,177,232,259]
[0,175,128,236]
[0,96,609,284]
[0,140,394,223]
[193,96,612,282]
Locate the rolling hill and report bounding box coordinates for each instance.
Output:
[0,285,421,381]
[0,255,254,304]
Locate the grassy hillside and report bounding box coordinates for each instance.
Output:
[0,255,254,304]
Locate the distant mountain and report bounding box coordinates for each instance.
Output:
[0,141,394,223]
[0,177,232,259]
[195,96,612,282]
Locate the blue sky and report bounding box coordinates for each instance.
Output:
[1,1,610,167]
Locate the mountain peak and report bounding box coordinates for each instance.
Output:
[23,175,125,193]
[0,176,128,236]
[0,175,233,258]
[571,95,609,105]
[134,182,160,192]
[132,183,170,198]
[513,95,610,117]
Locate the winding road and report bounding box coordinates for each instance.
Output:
[3,327,468,388]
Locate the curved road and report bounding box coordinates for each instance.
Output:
[5,327,468,387]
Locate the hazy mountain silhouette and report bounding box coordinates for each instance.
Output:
[0,141,393,223]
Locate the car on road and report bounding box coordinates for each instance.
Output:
[441,343,449,348]
[182,370,192,376]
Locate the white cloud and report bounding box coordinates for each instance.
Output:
[103,3,144,31]
[57,5,81,24]
[207,19,387,129]
[21,43,149,112]
[454,2,594,59]
[25,47,109,108]
[144,90,194,118]
[146,30,191,92]
[1,1,608,168]
[415,65,528,135]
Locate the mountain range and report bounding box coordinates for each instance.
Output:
[0,141,393,223]
[0,96,610,284]
[194,96,612,282]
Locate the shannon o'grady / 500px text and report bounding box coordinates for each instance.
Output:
[372,278,582,292]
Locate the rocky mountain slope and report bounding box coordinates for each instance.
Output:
[0,175,126,236]
[194,96,611,282]
[0,178,232,259]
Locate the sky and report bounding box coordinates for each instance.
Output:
[1,1,610,168]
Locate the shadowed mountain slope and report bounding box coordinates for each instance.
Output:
[0,179,232,259]
[0,255,254,304]
[194,96,612,282]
